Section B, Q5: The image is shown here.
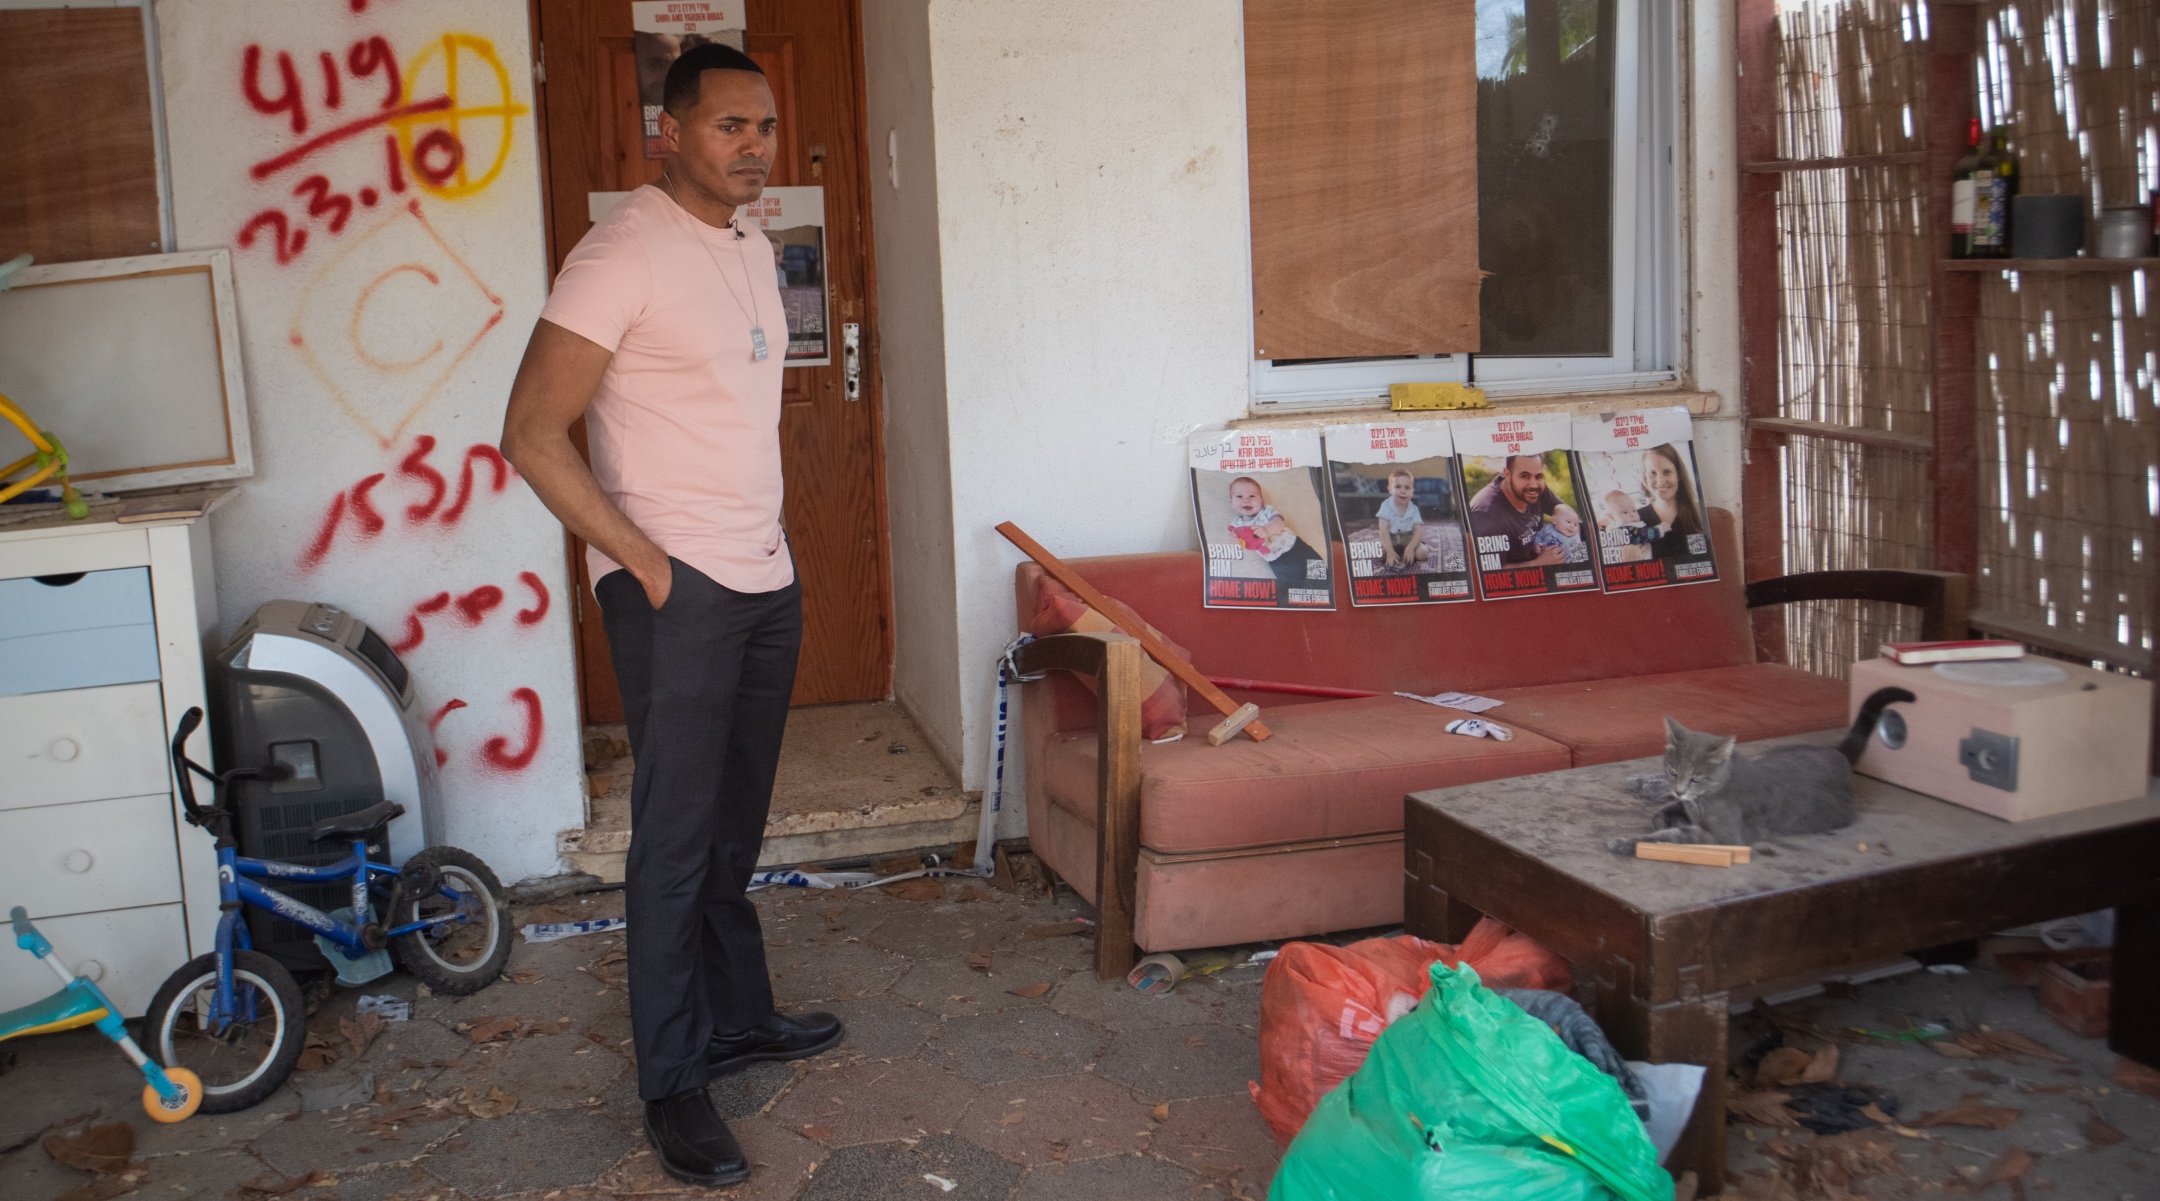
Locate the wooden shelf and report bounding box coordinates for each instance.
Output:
[1943,257,2160,272]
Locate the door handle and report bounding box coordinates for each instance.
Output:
[842,323,862,402]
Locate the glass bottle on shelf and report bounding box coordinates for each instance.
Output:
[1949,118,1983,258]
[1970,125,2018,259]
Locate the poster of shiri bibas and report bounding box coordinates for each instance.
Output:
[1453,411,1600,600]
[1189,428,1335,610]
[1322,421,1475,606]
[738,188,830,365]
[1572,406,1719,592]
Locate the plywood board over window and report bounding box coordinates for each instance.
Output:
[1245,0,1481,361]
[0,8,163,265]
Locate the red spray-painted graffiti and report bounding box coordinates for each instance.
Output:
[427,688,543,773]
[389,574,548,655]
[301,435,513,571]
[233,27,528,265]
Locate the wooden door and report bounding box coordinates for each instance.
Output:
[534,0,893,720]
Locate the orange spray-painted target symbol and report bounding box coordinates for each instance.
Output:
[390,33,529,200]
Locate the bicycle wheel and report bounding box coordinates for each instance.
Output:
[143,950,305,1114]
[389,845,513,995]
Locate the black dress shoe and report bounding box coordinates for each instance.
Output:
[643,1087,750,1186]
[706,1010,845,1074]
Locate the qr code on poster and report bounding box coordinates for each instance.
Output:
[1306,558,1328,579]
[1687,534,1708,554]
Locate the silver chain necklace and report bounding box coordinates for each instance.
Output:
[664,168,768,362]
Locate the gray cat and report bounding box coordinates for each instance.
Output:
[1607,687,1915,854]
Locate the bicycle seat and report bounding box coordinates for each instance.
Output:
[308,800,406,844]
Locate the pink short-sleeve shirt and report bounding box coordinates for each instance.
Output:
[539,185,793,594]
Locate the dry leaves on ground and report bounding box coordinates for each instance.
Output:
[463,1085,519,1119]
[2112,1057,2160,1097]
[294,1030,340,1072]
[881,878,945,902]
[1761,1130,1900,1197]
[1008,982,1051,999]
[1756,1045,1840,1088]
[43,1122,134,1173]
[1023,920,1090,940]
[1728,1090,1802,1128]
[1983,1145,2033,1186]
[505,969,544,985]
[801,1124,833,1140]
[1916,1103,2022,1130]
[459,1015,575,1045]
[965,943,995,973]
[237,1169,331,1196]
[340,1012,385,1060]
[2081,1112,2126,1147]
[1930,1027,2069,1065]
[1148,1103,1170,1123]
[54,1166,148,1201]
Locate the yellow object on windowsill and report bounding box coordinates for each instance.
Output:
[1388,382,1491,411]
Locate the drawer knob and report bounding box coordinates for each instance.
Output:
[76,959,105,982]
[65,849,93,873]
[48,737,80,762]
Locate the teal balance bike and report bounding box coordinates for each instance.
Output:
[2,907,204,1122]
[143,707,513,1113]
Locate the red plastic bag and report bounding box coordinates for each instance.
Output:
[1246,918,1573,1146]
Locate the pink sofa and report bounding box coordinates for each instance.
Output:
[1012,508,1967,967]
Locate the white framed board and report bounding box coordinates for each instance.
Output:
[0,249,253,493]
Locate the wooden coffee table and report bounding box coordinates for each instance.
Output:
[1403,733,2160,1193]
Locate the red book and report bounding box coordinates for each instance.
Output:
[1878,639,2024,665]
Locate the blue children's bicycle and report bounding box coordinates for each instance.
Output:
[2,908,203,1122]
[144,707,512,1112]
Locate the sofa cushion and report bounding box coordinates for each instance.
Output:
[1040,694,1573,855]
[1485,663,1852,766]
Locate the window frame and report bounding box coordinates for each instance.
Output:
[1247,0,1681,411]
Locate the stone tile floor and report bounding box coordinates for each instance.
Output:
[2,874,2155,1200]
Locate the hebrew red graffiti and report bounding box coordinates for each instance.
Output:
[427,697,467,767]
[481,688,544,772]
[441,445,511,524]
[455,585,504,625]
[391,591,450,654]
[516,572,550,625]
[399,434,447,521]
[300,437,514,571]
[387,573,548,654]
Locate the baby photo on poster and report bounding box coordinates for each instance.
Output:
[1573,407,1719,592]
[1190,429,1335,610]
[1323,421,1475,606]
[1453,412,1600,600]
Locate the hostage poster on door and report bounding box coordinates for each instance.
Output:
[1454,412,1600,599]
[1190,429,1335,610]
[1572,407,1719,591]
[1323,422,1475,605]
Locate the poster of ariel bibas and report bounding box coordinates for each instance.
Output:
[1189,428,1335,610]
[1452,411,1600,600]
[1321,421,1475,606]
[1572,406,1719,592]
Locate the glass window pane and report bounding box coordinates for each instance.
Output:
[1475,0,1615,356]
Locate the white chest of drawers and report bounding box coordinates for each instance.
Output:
[0,489,229,1016]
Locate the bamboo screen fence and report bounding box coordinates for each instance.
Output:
[1972,0,2158,668]
[1772,0,1936,678]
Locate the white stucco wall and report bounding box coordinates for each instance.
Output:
[864,0,966,777]
[922,0,1258,805]
[157,0,579,883]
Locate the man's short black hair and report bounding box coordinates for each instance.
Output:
[663,42,765,116]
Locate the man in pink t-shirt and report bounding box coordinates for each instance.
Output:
[499,43,840,1189]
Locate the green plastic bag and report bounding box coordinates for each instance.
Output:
[1271,959,1672,1201]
